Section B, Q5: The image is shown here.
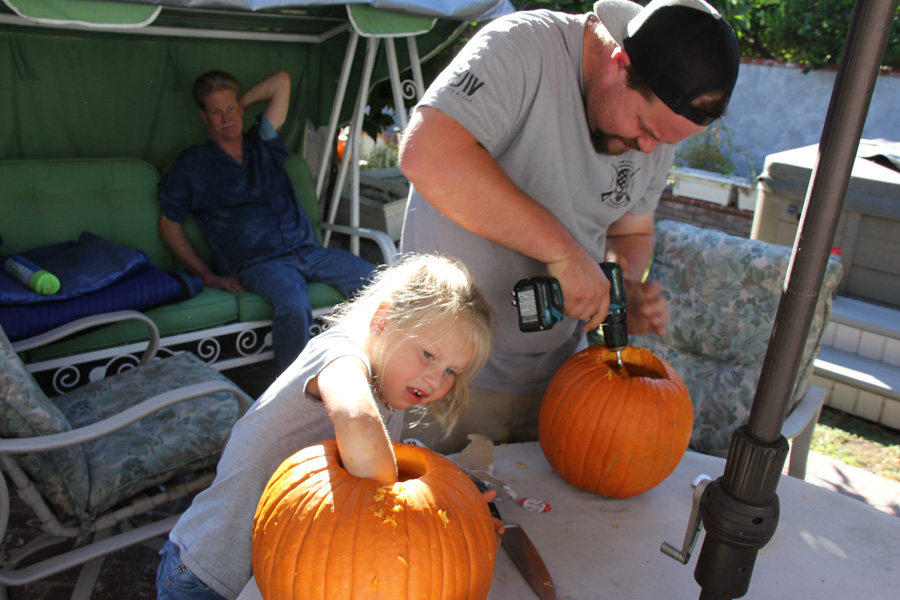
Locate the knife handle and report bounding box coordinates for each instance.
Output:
[470,475,505,523]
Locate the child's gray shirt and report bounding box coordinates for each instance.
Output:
[169,326,403,599]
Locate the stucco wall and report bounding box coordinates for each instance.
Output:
[692,60,900,180]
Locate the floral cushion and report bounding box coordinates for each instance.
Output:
[0,326,90,520]
[54,352,243,517]
[630,220,842,456]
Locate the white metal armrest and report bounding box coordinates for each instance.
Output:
[781,385,826,439]
[0,381,252,455]
[10,310,160,364]
[320,223,398,266]
[781,385,827,480]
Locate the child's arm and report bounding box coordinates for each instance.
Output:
[314,356,398,483]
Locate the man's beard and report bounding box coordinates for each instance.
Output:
[589,127,639,156]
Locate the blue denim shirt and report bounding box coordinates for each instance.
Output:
[158,114,319,276]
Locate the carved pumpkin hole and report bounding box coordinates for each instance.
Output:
[602,360,665,380]
[396,453,428,482]
[332,451,427,482]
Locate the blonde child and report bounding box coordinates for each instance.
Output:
[157,254,493,600]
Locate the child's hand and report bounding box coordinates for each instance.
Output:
[482,489,505,541]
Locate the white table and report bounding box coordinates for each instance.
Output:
[239,443,899,599]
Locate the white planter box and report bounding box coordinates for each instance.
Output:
[735,181,759,212]
[341,195,406,241]
[338,167,409,242]
[669,167,735,206]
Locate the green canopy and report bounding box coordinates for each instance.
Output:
[0,0,483,172]
[3,0,160,27]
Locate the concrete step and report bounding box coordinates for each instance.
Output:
[814,346,900,401]
[815,297,900,429]
[830,296,900,342]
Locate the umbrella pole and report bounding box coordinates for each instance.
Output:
[691,1,899,598]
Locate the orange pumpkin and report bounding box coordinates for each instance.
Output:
[539,345,693,499]
[252,439,497,600]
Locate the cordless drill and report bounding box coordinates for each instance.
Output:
[512,262,628,367]
[599,262,628,369]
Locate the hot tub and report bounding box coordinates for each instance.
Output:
[751,140,900,309]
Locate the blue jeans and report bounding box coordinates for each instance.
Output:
[238,247,373,373]
[157,540,226,600]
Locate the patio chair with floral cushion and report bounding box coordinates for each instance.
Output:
[0,310,252,599]
[629,220,842,478]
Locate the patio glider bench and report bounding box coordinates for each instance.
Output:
[0,156,396,396]
[630,220,843,479]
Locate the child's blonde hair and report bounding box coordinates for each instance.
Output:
[324,254,492,433]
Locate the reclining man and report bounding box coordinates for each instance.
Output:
[158,69,374,374]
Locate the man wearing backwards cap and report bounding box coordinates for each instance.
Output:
[399,0,740,452]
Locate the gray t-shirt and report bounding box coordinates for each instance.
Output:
[401,10,675,395]
[169,326,404,599]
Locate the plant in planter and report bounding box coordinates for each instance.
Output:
[676,120,736,175]
[337,132,409,241]
[670,121,758,209]
[362,133,400,171]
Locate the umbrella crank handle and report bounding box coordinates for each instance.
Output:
[660,474,712,564]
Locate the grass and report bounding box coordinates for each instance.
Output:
[811,407,900,482]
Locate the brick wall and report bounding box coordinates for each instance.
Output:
[656,191,754,239]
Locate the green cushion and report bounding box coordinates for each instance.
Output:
[284,153,324,243]
[146,287,238,332]
[0,158,177,270]
[234,292,271,322]
[9,154,346,364]
[25,289,238,362]
[235,283,345,322]
[308,283,348,313]
[0,155,321,275]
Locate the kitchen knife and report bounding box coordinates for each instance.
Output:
[488,501,559,600]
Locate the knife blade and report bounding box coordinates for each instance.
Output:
[488,501,559,600]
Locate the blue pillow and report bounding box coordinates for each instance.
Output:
[0,264,182,341]
[0,232,149,305]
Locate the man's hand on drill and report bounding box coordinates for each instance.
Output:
[547,251,611,332]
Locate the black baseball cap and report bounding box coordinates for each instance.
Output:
[593,0,740,126]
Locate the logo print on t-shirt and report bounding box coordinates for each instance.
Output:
[448,70,485,98]
[601,162,638,208]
